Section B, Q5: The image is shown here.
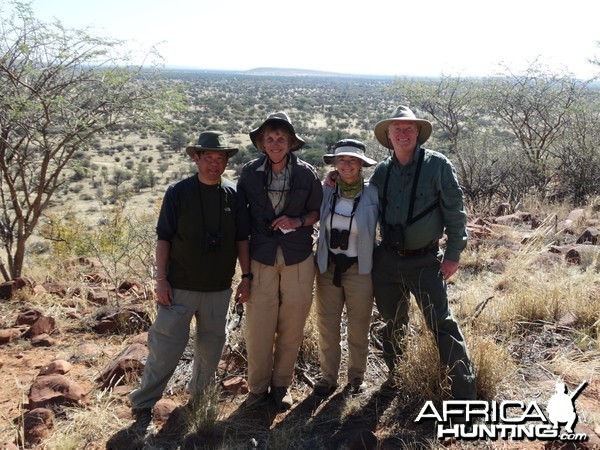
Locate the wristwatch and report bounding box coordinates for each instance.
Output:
[241,273,254,280]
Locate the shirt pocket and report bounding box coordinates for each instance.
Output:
[284,187,309,215]
[413,185,437,215]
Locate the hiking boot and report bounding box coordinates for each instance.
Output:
[348,378,366,395]
[313,378,336,398]
[243,391,268,408]
[271,386,293,411]
[129,407,156,437]
[379,376,398,395]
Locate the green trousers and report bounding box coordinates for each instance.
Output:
[372,245,477,400]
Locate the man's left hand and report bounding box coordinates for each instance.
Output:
[440,259,459,280]
[271,215,300,231]
[235,279,251,304]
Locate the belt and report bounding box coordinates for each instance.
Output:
[328,252,358,266]
[386,243,438,257]
[328,252,358,287]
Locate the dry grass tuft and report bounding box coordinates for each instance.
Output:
[392,317,451,404]
[44,400,128,449]
[182,385,223,437]
[467,332,515,401]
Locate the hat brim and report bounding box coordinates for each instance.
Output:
[249,119,305,152]
[185,146,239,158]
[323,152,377,167]
[374,118,432,149]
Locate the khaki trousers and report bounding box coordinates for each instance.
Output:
[129,288,231,409]
[244,250,314,393]
[316,263,374,386]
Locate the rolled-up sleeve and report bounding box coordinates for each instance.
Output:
[306,176,324,214]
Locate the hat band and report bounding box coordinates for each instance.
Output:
[334,145,366,156]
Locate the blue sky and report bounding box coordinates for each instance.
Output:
[24,0,600,78]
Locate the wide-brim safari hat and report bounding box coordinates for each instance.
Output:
[374,105,432,149]
[323,139,376,167]
[185,131,239,158]
[249,112,305,152]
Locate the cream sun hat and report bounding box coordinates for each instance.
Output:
[374,105,432,149]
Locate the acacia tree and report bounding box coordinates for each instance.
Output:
[555,98,600,204]
[391,75,522,211]
[391,75,484,193]
[0,1,177,278]
[487,63,589,193]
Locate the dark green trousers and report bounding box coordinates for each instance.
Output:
[372,244,477,400]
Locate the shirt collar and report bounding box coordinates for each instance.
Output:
[391,145,422,167]
[256,153,294,172]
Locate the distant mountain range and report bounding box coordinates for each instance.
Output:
[165,66,396,79]
[243,67,386,78]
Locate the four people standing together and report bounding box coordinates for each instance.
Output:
[132,105,476,422]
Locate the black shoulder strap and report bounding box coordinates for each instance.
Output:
[382,149,439,227]
[406,149,424,224]
[408,149,440,224]
[381,157,393,228]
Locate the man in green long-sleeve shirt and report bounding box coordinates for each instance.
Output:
[370,105,476,400]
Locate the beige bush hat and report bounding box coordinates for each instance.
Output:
[323,139,376,167]
[374,105,432,149]
[249,112,305,152]
[185,131,238,158]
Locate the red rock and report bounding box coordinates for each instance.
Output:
[16,308,42,325]
[28,374,85,409]
[131,332,148,345]
[41,282,67,297]
[0,281,17,300]
[24,316,56,338]
[96,343,148,389]
[0,328,21,344]
[31,333,56,347]
[23,408,54,445]
[222,376,248,394]
[576,227,599,245]
[153,399,178,422]
[87,289,109,305]
[39,360,72,375]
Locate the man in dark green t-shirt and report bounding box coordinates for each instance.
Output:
[129,131,250,432]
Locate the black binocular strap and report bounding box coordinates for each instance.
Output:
[382,149,439,227]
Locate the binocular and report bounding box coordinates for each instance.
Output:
[330,228,350,250]
[383,224,405,251]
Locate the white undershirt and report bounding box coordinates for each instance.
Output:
[327,195,359,257]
